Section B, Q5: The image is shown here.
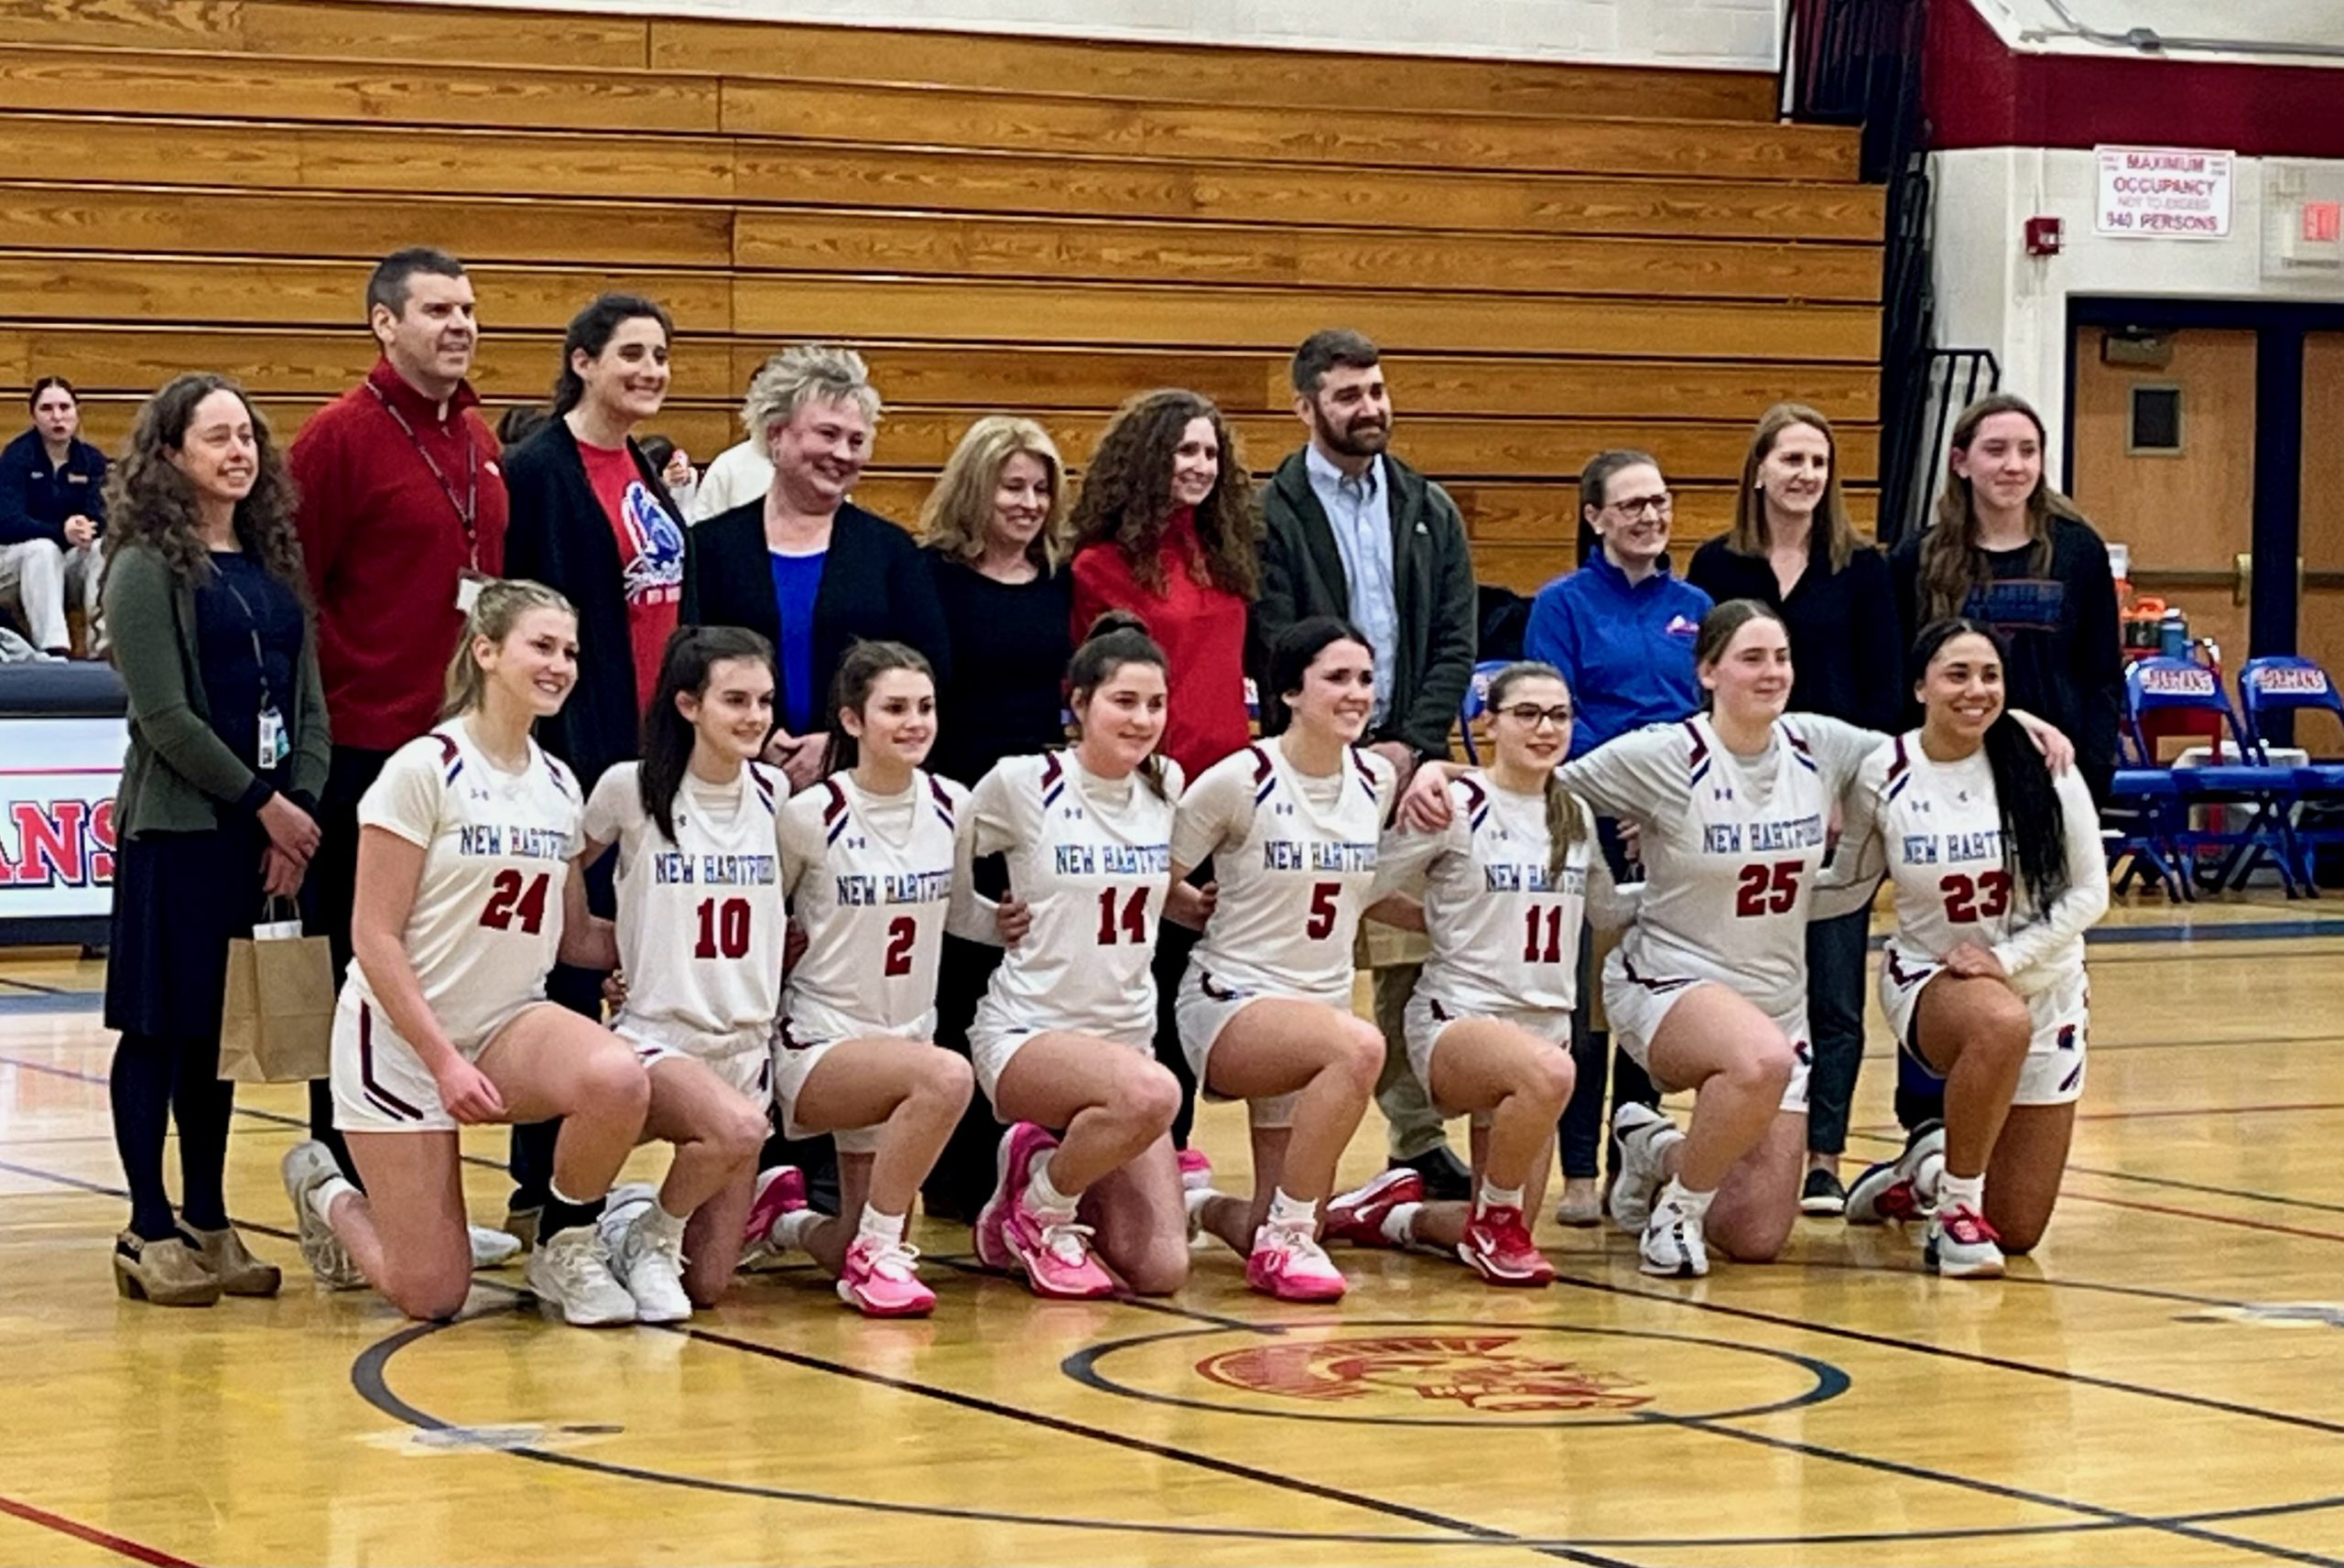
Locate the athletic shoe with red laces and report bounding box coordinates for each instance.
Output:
[837,1234,938,1316]
[1458,1206,1556,1286]
[740,1164,808,1267]
[975,1120,1056,1272]
[1321,1168,1424,1248]
[1925,1204,2006,1279]
[1246,1223,1348,1302]
[1177,1148,1214,1192]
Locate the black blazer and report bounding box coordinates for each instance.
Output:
[500,418,685,789]
[681,499,951,733]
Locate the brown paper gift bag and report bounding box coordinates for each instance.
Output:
[218,902,335,1084]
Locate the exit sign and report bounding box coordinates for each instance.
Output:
[2307,201,2343,244]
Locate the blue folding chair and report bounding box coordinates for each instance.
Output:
[1455,659,1513,763]
[2239,654,2344,892]
[2123,656,2304,896]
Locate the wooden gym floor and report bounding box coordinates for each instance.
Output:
[5,895,2344,1568]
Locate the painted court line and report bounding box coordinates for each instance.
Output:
[0,1492,197,1568]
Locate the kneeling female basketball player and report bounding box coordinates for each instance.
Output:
[739,643,977,1316]
[574,627,790,1320]
[1329,661,1632,1286]
[1818,619,2106,1277]
[968,613,1198,1299]
[282,580,654,1326]
[1171,618,1392,1302]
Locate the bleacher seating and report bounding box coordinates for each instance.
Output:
[0,0,1883,588]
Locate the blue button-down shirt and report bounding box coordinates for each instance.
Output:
[1305,444,1400,724]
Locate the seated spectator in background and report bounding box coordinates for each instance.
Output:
[637,434,698,522]
[681,343,948,793]
[688,363,779,523]
[1,376,109,655]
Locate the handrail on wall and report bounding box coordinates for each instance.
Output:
[2029,0,2344,60]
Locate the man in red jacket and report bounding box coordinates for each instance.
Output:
[282,247,519,1287]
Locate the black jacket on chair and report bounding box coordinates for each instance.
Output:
[680,499,952,733]
[500,418,683,791]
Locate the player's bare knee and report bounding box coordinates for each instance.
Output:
[1975,991,2033,1062]
[385,1265,470,1323]
[1335,1019,1384,1095]
[1525,1048,1576,1116]
[1119,1238,1190,1296]
[1127,1063,1183,1135]
[1734,1035,1796,1098]
[579,1047,651,1122]
[917,1049,975,1115]
[719,1103,770,1166]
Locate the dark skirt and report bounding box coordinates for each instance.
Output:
[104,823,268,1038]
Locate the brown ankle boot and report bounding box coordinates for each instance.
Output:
[113,1231,222,1306]
[186,1226,284,1298]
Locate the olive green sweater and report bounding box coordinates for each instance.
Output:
[103,542,331,839]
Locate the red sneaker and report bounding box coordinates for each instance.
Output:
[1322,1168,1425,1249]
[1458,1205,1555,1286]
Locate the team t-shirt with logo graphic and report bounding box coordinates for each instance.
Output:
[578,438,685,714]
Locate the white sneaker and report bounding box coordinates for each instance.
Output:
[469,1226,524,1270]
[525,1226,639,1326]
[1846,1122,1947,1226]
[1639,1192,1709,1278]
[609,1204,693,1325]
[1608,1103,1682,1235]
[1925,1203,2006,1279]
[279,1141,365,1290]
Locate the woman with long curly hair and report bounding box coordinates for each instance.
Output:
[100,373,329,1306]
[1066,388,1260,1171]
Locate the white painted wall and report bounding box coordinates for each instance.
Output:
[376,0,1782,68]
[1965,0,2344,67]
[1933,145,2344,453]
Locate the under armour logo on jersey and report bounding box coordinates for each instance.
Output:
[1061,806,1084,821]
[1275,802,1297,816]
[1711,785,1734,802]
[841,835,867,850]
[1910,798,1933,815]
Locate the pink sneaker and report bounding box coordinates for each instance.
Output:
[974,1121,1056,1273]
[741,1165,807,1264]
[1458,1206,1555,1287]
[1322,1168,1424,1249]
[1177,1147,1213,1192]
[837,1234,937,1317]
[1246,1224,1348,1302]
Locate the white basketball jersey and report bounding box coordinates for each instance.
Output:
[1558,713,1876,1019]
[779,770,965,1041]
[345,722,581,1045]
[1373,771,1597,1017]
[1173,741,1394,1005]
[1830,732,2104,999]
[968,751,1184,1046]
[582,760,788,1054]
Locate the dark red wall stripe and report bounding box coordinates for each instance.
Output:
[1926,0,2344,159]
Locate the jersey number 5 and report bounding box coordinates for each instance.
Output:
[1095,887,1148,946]
[1304,881,1341,940]
[1939,870,2012,923]
[693,897,753,959]
[884,915,917,978]
[479,870,550,935]
[1733,860,1802,918]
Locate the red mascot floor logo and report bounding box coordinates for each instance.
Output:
[1195,1334,1653,1414]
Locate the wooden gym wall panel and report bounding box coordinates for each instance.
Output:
[0,117,1880,244]
[0,1,1782,121]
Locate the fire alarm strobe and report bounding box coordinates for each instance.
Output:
[2025,216,2066,256]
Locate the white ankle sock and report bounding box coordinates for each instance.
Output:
[856,1204,904,1247]
[1476,1180,1525,1216]
[772,1207,823,1252]
[308,1174,356,1228]
[1938,1171,1985,1212]
[640,1203,687,1240]
[1267,1187,1318,1232]
[1380,1201,1423,1246]
[1026,1155,1077,1216]
[1658,1177,1714,1222]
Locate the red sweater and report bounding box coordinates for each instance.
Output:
[1069,507,1252,781]
[289,360,509,752]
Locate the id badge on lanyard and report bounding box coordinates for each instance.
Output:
[256,704,288,770]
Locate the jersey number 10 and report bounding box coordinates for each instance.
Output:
[693,897,753,959]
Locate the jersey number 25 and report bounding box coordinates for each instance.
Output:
[1733,860,1802,918]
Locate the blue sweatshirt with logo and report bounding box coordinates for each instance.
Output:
[1522,549,1713,758]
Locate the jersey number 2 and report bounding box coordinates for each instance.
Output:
[1939,871,2012,924]
[693,897,752,959]
[1095,887,1148,945]
[884,915,917,978]
[1733,860,1802,918]
[479,870,549,935]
